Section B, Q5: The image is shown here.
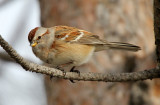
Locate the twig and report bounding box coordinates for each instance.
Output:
[0,35,160,82]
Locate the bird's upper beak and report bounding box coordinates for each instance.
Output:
[31,42,37,47]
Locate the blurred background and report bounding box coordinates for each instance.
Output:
[0,0,159,105]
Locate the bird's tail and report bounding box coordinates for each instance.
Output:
[95,42,141,52]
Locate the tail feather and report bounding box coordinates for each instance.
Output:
[95,42,141,52]
[107,42,141,51]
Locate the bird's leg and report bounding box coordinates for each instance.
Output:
[56,66,64,71]
[56,61,75,77]
[69,66,80,83]
[56,66,66,76]
[70,66,80,75]
[50,65,67,80]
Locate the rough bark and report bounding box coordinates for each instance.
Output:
[154,0,160,65]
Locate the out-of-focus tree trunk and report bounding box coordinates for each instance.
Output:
[39,0,159,105]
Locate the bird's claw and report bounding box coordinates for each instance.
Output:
[69,66,80,83]
[56,66,66,76]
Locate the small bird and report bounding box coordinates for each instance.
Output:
[28,25,140,73]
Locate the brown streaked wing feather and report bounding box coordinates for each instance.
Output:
[54,26,107,45]
[65,31,81,42]
[72,31,107,45]
[54,26,80,42]
[54,26,72,39]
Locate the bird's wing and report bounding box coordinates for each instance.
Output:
[54,25,106,45]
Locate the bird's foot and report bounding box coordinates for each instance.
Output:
[69,66,80,83]
[56,66,66,76]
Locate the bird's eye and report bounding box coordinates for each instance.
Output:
[38,36,41,39]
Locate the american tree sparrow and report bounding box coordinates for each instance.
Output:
[28,26,140,73]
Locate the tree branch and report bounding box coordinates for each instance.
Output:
[0,35,160,82]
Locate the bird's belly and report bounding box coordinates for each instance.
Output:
[47,43,95,67]
[47,52,72,66]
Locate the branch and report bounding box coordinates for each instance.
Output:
[0,35,160,82]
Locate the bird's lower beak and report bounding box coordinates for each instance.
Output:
[31,42,37,47]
